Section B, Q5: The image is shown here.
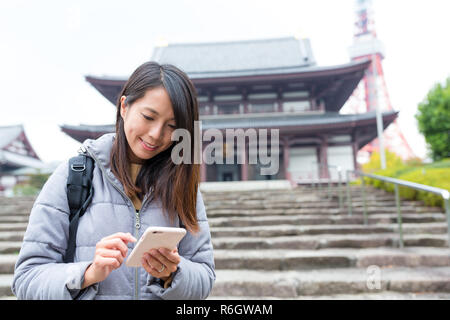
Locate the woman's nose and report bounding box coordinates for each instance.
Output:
[147,123,164,141]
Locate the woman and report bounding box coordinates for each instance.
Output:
[12,61,216,300]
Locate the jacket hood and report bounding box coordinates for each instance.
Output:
[81,133,126,191]
[82,133,115,170]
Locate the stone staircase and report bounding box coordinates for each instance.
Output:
[0,196,35,299]
[1,185,450,299]
[204,185,450,299]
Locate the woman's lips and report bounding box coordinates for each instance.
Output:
[139,138,158,151]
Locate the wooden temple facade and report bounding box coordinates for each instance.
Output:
[0,125,44,194]
[0,125,42,173]
[61,37,397,183]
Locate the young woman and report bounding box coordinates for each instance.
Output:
[12,61,216,300]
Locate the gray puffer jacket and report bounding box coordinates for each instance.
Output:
[12,133,216,300]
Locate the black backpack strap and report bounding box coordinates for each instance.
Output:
[64,153,95,263]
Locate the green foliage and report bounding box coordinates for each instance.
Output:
[28,172,51,189]
[13,184,40,196]
[12,172,50,196]
[425,158,450,169]
[362,150,406,174]
[361,153,450,208]
[398,168,450,207]
[415,77,450,161]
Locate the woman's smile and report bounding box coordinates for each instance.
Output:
[139,138,158,151]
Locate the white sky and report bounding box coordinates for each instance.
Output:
[1,0,449,163]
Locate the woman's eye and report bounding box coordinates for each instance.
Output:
[142,114,153,121]
[168,125,177,129]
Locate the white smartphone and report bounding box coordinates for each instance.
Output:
[125,226,187,267]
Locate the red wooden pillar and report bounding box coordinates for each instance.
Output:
[283,136,291,182]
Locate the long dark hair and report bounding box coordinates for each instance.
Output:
[111,61,200,233]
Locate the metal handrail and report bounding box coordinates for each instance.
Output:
[346,170,450,248]
[308,162,344,210]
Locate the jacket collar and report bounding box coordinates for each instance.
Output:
[82,133,115,170]
[82,133,124,189]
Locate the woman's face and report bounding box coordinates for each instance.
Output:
[120,87,176,163]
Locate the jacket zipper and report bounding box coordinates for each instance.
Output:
[134,210,141,300]
[83,145,141,300]
[82,146,133,206]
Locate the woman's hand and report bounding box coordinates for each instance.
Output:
[141,247,181,281]
[82,232,136,289]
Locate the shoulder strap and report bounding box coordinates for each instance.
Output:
[64,153,95,263]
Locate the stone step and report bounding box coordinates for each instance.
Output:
[0,214,446,234]
[0,232,25,242]
[204,195,396,203]
[0,254,17,273]
[0,197,35,204]
[0,192,423,205]
[202,187,388,196]
[4,223,446,245]
[0,210,31,217]
[212,234,449,250]
[208,292,450,300]
[0,242,22,254]
[4,276,450,300]
[0,274,13,297]
[0,208,441,220]
[4,246,447,276]
[0,205,35,215]
[208,213,447,227]
[9,213,445,232]
[0,206,441,218]
[210,266,450,297]
[206,207,443,217]
[0,216,29,223]
[210,222,448,238]
[0,224,29,232]
[205,199,428,209]
[212,247,450,271]
[204,196,399,204]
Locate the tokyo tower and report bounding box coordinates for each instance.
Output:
[345,0,415,162]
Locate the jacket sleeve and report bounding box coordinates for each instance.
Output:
[145,189,216,300]
[11,160,98,300]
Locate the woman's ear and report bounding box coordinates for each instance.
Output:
[120,95,128,118]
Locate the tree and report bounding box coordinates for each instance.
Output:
[415,77,450,161]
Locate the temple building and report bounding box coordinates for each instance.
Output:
[0,125,45,194]
[61,37,397,183]
[0,125,43,173]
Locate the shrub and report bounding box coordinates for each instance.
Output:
[361,153,449,208]
[13,184,40,196]
[12,172,51,197]
[362,150,405,173]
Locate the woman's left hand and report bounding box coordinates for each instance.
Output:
[141,247,181,281]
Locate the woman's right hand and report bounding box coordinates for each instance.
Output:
[82,232,136,289]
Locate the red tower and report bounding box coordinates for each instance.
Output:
[346,0,415,162]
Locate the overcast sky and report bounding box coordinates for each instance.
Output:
[1,0,449,163]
